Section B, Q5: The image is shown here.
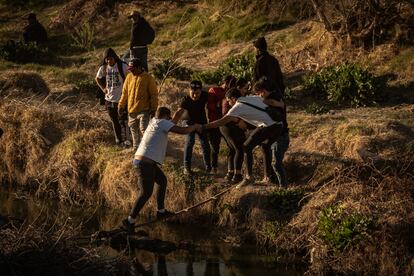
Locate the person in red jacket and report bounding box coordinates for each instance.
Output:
[207,76,236,174]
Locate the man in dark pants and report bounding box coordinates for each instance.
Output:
[23,13,47,44]
[128,10,155,71]
[122,107,198,233]
[200,90,283,187]
[253,36,285,95]
[173,80,211,175]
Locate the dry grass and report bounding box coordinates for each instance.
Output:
[275,160,414,274]
[0,213,130,275]
[0,71,50,96]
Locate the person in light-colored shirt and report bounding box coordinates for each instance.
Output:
[199,89,283,187]
[121,106,198,233]
[95,48,129,145]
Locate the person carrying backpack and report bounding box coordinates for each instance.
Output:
[96,48,129,146]
[128,10,155,72]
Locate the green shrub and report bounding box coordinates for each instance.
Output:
[267,188,305,213]
[318,205,373,251]
[193,53,255,85]
[70,23,95,51]
[303,63,378,107]
[73,78,96,94]
[0,41,52,64]
[305,102,329,115]
[153,59,193,81]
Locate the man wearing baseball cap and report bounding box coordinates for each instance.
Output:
[118,58,158,150]
[128,10,155,71]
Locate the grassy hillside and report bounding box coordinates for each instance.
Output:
[0,0,413,274]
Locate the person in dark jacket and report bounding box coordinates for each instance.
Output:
[23,13,47,44]
[253,36,285,95]
[128,10,155,72]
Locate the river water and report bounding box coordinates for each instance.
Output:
[0,188,306,275]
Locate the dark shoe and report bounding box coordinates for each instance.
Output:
[224,172,234,182]
[231,174,244,184]
[156,210,175,220]
[121,218,135,234]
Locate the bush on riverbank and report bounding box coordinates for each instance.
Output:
[276,162,414,274]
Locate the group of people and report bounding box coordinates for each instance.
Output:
[92,10,291,233]
[15,10,290,233]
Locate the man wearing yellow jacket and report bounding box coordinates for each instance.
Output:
[118,59,158,149]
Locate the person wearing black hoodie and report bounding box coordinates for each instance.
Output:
[128,10,155,72]
[253,36,285,95]
[23,13,47,44]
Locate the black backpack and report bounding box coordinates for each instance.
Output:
[238,100,283,123]
[96,60,126,105]
[140,18,155,45]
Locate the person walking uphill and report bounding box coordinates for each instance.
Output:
[23,13,47,44]
[118,58,158,150]
[121,107,199,233]
[128,10,155,71]
[173,80,211,175]
[96,48,129,146]
[253,36,285,95]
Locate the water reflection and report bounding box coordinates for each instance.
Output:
[0,188,306,275]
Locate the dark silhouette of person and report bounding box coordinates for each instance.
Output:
[253,36,285,95]
[23,13,48,44]
[0,128,3,138]
[128,10,155,71]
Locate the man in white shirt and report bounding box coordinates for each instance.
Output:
[122,106,198,233]
[95,48,129,145]
[200,88,283,187]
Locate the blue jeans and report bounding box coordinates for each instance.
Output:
[184,131,211,171]
[271,132,290,186]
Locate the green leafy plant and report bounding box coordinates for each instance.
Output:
[73,78,96,94]
[70,23,95,51]
[303,63,378,107]
[318,205,373,251]
[193,53,255,85]
[0,41,52,64]
[153,59,193,81]
[305,102,329,115]
[267,189,305,213]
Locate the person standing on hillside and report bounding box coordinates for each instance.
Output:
[172,80,211,175]
[118,58,158,150]
[121,107,199,233]
[128,10,155,72]
[96,48,129,146]
[253,36,285,95]
[23,13,47,44]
